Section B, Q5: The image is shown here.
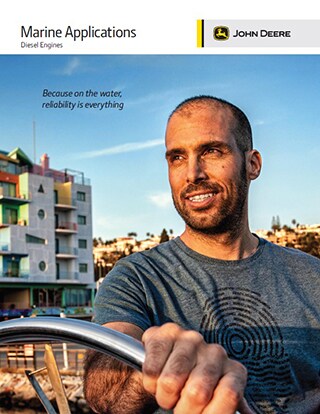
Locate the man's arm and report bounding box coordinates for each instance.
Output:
[83,321,158,414]
[84,322,252,414]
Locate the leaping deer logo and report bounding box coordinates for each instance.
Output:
[214,26,230,41]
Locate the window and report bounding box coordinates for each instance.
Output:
[77,191,86,201]
[0,182,16,197]
[26,234,46,244]
[78,239,87,249]
[39,261,47,271]
[0,162,20,174]
[79,263,88,273]
[38,209,45,220]
[5,207,18,224]
[78,215,86,225]
[6,259,19,277]
[65,288,91,306]
[33,288,62,307]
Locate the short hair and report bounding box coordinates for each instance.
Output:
[168,95,253,153]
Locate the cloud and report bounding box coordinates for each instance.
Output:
[254,119,266,126]
[126,82,229,109]
[148,192,172,208]
[74,139,164,159]
[58,57,82,76]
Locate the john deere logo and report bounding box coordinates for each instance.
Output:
[214,26,229,41]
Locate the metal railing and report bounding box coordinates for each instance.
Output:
[0,343,87,374]
[0,317,144,371]
[55,222,78,232]
[0,188,31,200]
[54,197,77,207]
[56,271,79,280]
[0,318,144,413]
[56,247,78,256]
[0,271,29,279]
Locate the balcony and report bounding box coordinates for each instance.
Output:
[54,197,77,211]
[56,246,78,259]
[56,271,79,281]
[55,222,78,234]
[0,188,31,205]
[0,271,29,279]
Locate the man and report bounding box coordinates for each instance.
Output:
[84,96,320,413]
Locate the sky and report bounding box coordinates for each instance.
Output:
[0,54,319,240]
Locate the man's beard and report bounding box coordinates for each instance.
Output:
[172,161,248,236]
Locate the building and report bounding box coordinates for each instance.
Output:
[0,148,95,319]
[256,224,320,256]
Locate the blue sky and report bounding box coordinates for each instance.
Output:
[0,55,319,240]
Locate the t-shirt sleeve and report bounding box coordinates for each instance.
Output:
[93,258,152,332]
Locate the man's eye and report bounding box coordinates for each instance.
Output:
[171,155,183,162]
[204,148,221,156]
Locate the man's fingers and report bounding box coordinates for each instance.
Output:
[142,325,205,409]
[142,324,250,414]
[171,344,227,414]
[172,363,221,413]
[154,331,204,409]
[201,361,248,414]
[142,326,175,394]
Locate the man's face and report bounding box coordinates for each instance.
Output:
[165,105,249,235]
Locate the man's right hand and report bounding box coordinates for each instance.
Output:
[142,323,253,414]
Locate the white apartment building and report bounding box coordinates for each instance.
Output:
[0,148,95,318]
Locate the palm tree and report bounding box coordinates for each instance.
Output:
[128,232,137,238]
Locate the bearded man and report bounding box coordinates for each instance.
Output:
[84,96,320,414]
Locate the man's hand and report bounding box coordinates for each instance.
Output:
[142,323,253,414]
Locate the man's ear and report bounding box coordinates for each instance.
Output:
[246,149,262,181]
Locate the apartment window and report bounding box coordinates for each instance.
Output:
[79,263,88,273]
[39,261,47,271]
[78,215,86,225]
[78,239,87,249]
[0,182,16,197]
[38,209,45,220]
[0,160,15,173]
[65,288,90,306]
[33,288,62,307]
[26,234,46,245]
[5,207,18,224]
[6,259,19,277]
[77,191,86,201]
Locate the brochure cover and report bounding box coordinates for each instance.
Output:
[0,2,320,413]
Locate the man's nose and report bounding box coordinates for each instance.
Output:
[186,158,207,183]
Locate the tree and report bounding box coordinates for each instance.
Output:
[271,215,281,232]
[160,228,169,244]
[127,232,137,238]
[296,233,320,258]
[282,225,294,233]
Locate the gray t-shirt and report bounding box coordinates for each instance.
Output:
[95,237,320,413]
